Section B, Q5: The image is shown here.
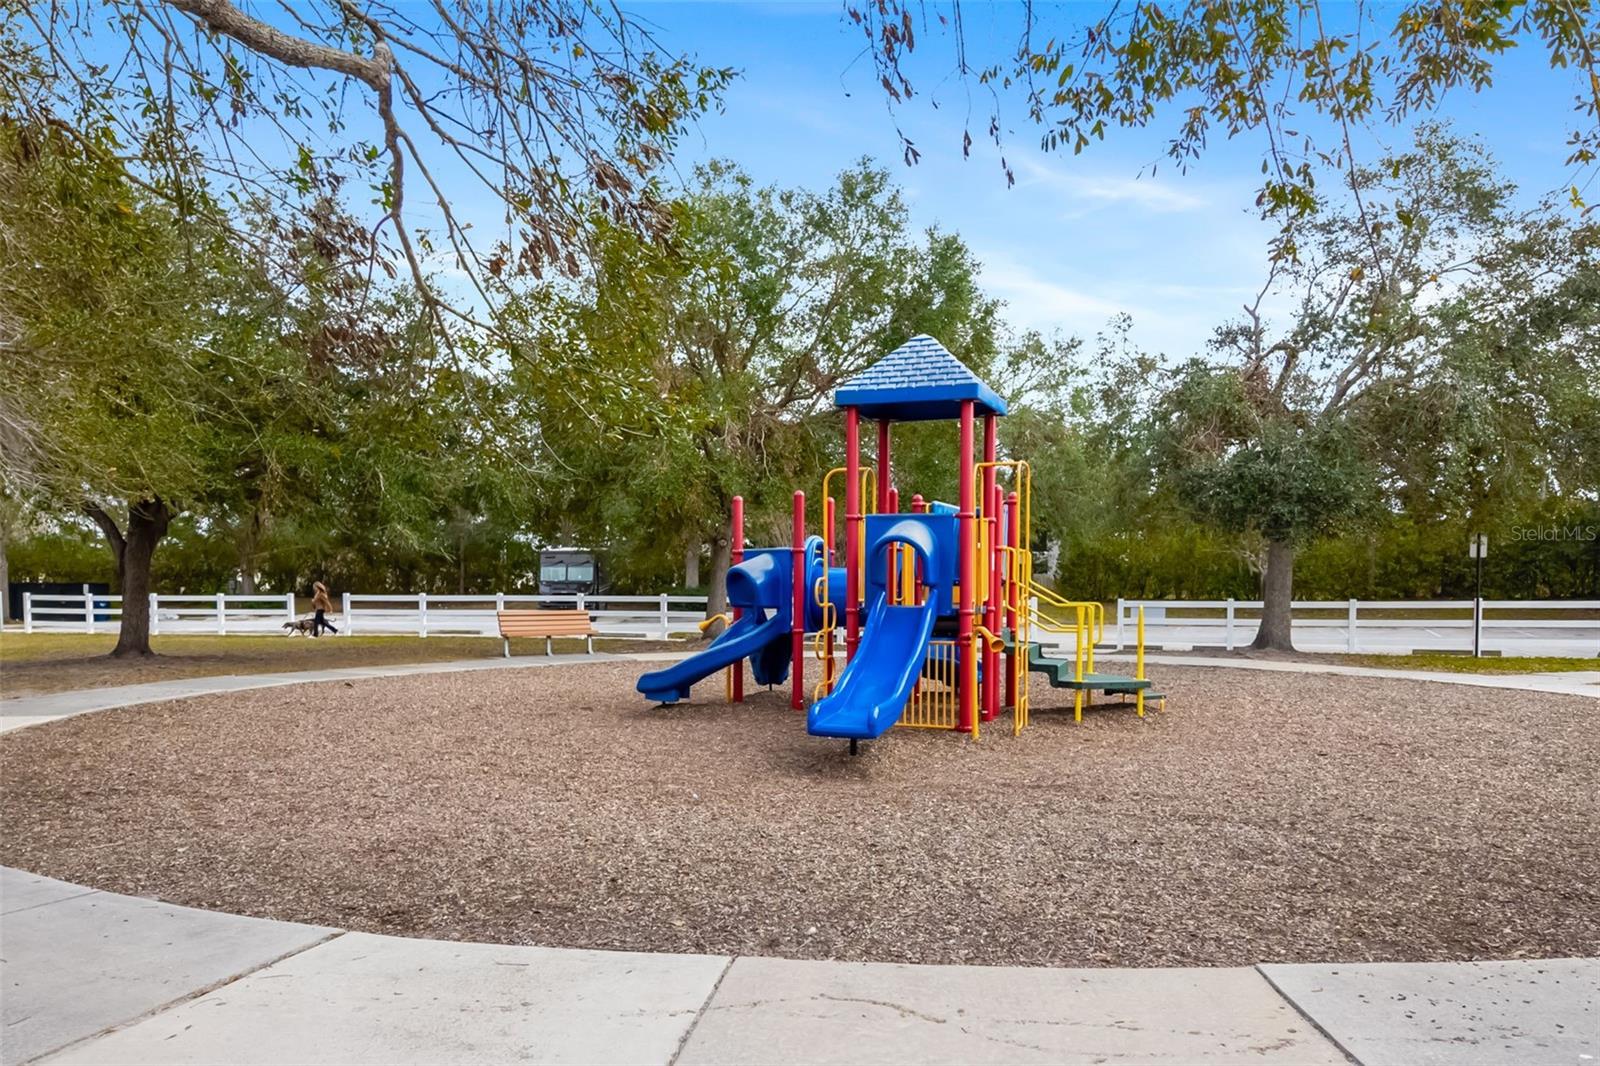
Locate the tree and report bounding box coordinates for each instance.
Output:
[1152,126,1598,649]
[0,121,335,654]
[847,0,1600,241]
[4,0,732,333]
[509,160,1004,617]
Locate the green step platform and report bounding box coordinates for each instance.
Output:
[1003,635,1160,698]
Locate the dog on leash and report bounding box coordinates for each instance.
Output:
[281,618,317,636]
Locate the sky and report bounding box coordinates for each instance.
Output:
[59,1,1587,361]
[618,2,1595,358]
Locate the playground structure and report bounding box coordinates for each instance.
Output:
[637,335,1162,745]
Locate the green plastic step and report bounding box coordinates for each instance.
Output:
[1052,672,1151,692]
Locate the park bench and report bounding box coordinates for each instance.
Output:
[496,609,598,657]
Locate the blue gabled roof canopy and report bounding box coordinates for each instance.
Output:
[833,334,1008,422]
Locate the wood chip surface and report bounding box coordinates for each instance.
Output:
[2,663,1595,967]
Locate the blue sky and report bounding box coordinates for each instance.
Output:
[627,2,1594,358]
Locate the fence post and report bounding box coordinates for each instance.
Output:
[342,592,352,636]
[84,585,94,634]
[658,593,670,640]
[150,593,160,636]
[285,592,295,628]
[216,591,227,635]
[418,593,428,638]
[1116,598,1125,651]
[22,592,32,634]
[496,591,506,615]
[1225,598,1235,651]
[1347,598,1359,653]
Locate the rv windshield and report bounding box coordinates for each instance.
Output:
[541,560,595,583]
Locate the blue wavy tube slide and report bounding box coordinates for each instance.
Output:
[636,550,792,704]
[806,518,944,740]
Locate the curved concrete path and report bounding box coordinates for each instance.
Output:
[4,655,1596,1064]
[5,646,1595,737]
[2,868,1594,1066]
[0,650,694,735]
[1094,652,1600,698]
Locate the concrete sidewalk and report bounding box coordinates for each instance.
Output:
[0,650,693,735]
[3,868,1594,1065]
[1091,652,1600,698]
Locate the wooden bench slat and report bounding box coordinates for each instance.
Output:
[496,610,598,656]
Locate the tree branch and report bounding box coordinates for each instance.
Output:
[162,0,391,92]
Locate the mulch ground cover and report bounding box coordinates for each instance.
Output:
[1,662,1595,968]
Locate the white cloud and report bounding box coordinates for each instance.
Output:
[977,251,1127,327]
[976,250,1240,360]
[1010,154,1207,213]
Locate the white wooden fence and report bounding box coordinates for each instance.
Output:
[18,589,710,641]
[1105,598,1600,657]
[16,589,1599,656]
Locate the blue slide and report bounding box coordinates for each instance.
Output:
[636,605,790,704]
[637,545,815,704]
[806,517,948,740]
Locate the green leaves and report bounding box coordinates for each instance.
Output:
[501,160,1003,589]
[851,0,1600,249]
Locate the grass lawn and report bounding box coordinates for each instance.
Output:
[0,632,682,698]
[1342,652,1600,673]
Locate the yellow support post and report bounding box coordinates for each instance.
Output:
[1073,603,1086,723]
[1136,605,1146,719]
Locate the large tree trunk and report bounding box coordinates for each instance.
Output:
[704,533,730,638]
[234,506,264,594]
[684,541,700,589]
[86,498,172,658]
[1251,538,1296,652]
[0,507,9,624]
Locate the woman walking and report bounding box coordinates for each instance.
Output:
[310,581,339,637]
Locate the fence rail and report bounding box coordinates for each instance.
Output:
[16,588,1599,656]
[1095,598,1600,657]
[18,588,711,641]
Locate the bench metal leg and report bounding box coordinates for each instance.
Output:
[585,635,594,655]
[545,636,553,657]
[503,637,510,658]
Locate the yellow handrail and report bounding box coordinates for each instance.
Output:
[1027,582,1105,644]
[811,574,838,699]
[699,612,734,701]
[820,466,875,598]
[972,625,1006,652]
[697,612,731,634]
[974,461,1031,736]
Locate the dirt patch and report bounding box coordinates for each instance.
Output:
[2,663,1596,967]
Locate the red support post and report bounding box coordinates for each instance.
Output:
[877,419,892,513]
[791,490,806,710]
[984,481,1002,722]
[731,496,745,704]
[957,400,976,733]
[981,416,999,722]
[845,407,862,662]
[909,493,925,605]
[1006,489,1020,710]
[821,493,836,687]
[885,486,901,602]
